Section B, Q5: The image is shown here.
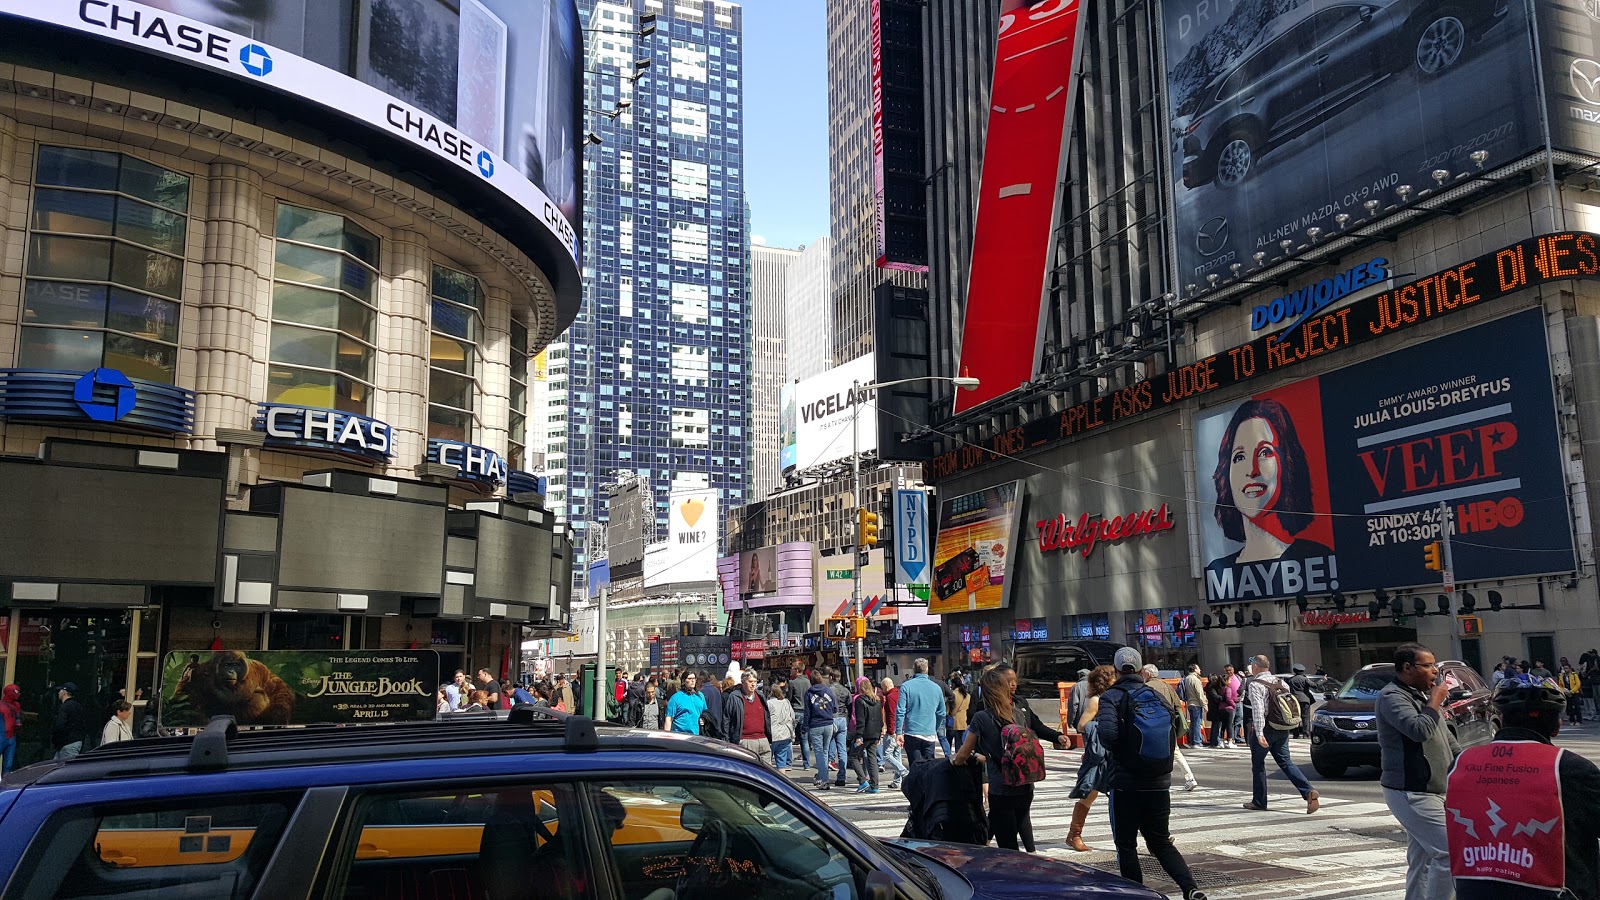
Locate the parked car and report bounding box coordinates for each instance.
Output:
[0,709,1164,900]
[1180,0,1512,189]
[1011,640,1129,726]
[1308,660,1497,777]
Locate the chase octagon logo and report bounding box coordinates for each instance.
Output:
[239,43,272,78]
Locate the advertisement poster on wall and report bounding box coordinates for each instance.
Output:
[1536,0,1600,153]
[740,546,778,596]
[779,382,798,474]
[1194,310,1574,603]
[0,0,582,261]
[792,355,879,471]
[929,481,1024,615]
[1163,0,1541,295]
[161,649,439,728]
[953,0,1087,415]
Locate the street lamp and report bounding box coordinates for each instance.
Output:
[848,375,979,682]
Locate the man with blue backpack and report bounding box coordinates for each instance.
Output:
[1095,647,1207,900]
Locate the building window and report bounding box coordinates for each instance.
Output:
[509,316,529,469]
[20,146,189,383]
[429,265,484,442]
[1124,607,1199,671]
[269,204,378,413]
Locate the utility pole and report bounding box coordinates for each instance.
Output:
[1439,501,1455,593]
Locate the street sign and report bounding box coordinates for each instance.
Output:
[892,488,929,587]
[1442,570,1455,593]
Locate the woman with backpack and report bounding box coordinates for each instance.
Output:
[950,663,1068,852]
[848,677,885,793]
[1066,665,1117,851]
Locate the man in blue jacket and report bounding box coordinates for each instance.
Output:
[803,677,840,790]
[895,658,947,763]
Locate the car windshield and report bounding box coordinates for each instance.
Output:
[1339,670,1396,700]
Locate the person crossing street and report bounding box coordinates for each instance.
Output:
[1239,655,1318,814]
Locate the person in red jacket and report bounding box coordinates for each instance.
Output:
[1,684,22,775]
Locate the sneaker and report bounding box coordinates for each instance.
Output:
[889,780,900,790]
[1183,779,1199,792]
[814,782,831,791]
[1185,891,1209,900]
[854,782,870,793]
[866,786,880,794]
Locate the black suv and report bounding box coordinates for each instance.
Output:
[1011,640,1127,725]
[1308,660,1497,777]
[1179,0,1511,189]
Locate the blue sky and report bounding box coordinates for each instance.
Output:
[742,1,829,250]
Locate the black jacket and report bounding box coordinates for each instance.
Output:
[1288,673,1314,705]
[1454,727,1600,900]
[722,689,773,743]
[701,682,725,735]
[850,694,884,745]
[1095,673,1175,790]
[901,755,987,845]
[53,698,85,749]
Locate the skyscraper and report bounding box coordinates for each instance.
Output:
[751,244,799,498]
[826,0,926,367]
[784,237,833,383]
[554,0,748,592]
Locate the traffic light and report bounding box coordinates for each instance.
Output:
[1423,541,1443,571]
[858,508,880,547]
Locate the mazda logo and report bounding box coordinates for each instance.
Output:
[1196,216,1230,257]
[1573,59,1600,107]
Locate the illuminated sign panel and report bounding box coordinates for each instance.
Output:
[255,403,393,463]
[930,232,1600,481]
[952,0,1087,415]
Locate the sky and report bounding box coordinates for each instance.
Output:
[741,1,830,250]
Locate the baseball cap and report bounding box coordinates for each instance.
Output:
[59,682,78,694]
[1114,647,1142,673]
[1077,668,1091,679]
[1293,663,1307,673]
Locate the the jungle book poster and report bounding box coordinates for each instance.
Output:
[160,650,440,728]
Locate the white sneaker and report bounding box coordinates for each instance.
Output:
[1183,779,1199,792]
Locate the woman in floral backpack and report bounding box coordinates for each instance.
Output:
[951,663,1068,852]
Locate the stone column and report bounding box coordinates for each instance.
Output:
[194,163,269,453]
[0,124,22,453]
[382,231,432,474]
[480,285,513,461]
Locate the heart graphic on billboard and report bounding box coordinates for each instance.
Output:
[680,498,705,527]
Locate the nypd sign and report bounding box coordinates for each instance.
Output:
[255,404,392,463]
[1250,258,1390,332]
[427,439,507,488]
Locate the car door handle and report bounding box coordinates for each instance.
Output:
[1315,54,1329,64]
[357,843,391,859]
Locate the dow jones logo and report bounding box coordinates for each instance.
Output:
[239,43,273,77]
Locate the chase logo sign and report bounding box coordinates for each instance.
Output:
[254,403,392,462]
[1251,258,1390,332]
[239,42,271,77]
[427,439,507,488]
[0,368,193,433]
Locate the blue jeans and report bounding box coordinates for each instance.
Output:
[937,729,953,758]
[831,716,849,781]
[879,734,908,779]
[0,735,13,775]
[773,738,793,768]
[1186,704,1206,747]
[798,723,811,767]
[808,723,836,784]
[1250,726,1313,808]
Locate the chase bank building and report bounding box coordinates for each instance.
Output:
[0,0,581,763]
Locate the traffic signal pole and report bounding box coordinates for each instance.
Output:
[1439,501,1455,592]
[851,378,863,684]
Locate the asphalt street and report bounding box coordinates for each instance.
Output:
[791,725,1600,900]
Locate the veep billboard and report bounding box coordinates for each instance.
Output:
[1164,0,1541,297]
[0,0,582,267]
[792,355,879,471]
[1195,309,1574,603]
[953,0,1087,415]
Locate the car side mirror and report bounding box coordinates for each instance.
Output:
[866,870,897,900]
[1323,691,1335,701]
[1359,6,1374,23]
[679,802,707,834]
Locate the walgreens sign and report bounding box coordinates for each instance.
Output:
[1035,503,1175,558]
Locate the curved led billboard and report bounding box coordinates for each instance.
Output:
[0,0,581,271]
